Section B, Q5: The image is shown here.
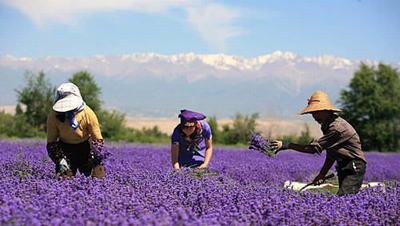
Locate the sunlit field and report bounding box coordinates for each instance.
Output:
[1,140,399,225]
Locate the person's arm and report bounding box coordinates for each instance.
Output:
[271,129,341,155]
[87,109,108,165]
[171,143,180,169]
[46,113,72,177]
[312,156,335,185]
[287,143,319,154]
[271,141,320,155]
[199,139,213,169]
[46,112,63,163]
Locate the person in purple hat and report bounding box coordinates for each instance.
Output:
[170,109,213,169]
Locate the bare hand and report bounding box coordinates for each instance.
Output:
[270,140,283,150]
[198,163,208,169]
[173,162,180,170]
[57,169,73,178]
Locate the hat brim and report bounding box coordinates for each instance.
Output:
[179,110,206,122]
[53,95,83,112]
[300,105,341,115]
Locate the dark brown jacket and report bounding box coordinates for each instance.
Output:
[311,114,366,163]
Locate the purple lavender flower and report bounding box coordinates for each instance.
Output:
[248,131,276,157]
[0,140,399,225]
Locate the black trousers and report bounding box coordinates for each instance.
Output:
[59,140,94,176]
[336,159,366,196]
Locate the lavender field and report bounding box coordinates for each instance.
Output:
[0,140,399,225]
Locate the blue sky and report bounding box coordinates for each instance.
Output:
[0,0,399,61]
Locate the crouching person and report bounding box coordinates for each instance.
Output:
[270,91,367,196]
[46,83,109,178]
[171,110,213,169]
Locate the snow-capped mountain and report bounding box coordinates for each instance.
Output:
[0,51,395,117]
[1,51,363,73]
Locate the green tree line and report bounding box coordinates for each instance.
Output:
[0,70,311,146]
[0,63,399,151]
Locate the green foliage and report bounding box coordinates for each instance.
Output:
[339,63,400,151]
[98,110,127,140]
[296,124,314,145]
[0,112,44,138]
[15,71,55,132]
[0,112,14,137]
[211,113,259,145]
[2,69,172,143]
[276,125,313,145]
[97,109,170,143]
[125,126,170,144]
[69,71,102,112]
[209,114,313,146]
[207,116,219,143]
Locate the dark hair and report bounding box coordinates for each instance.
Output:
[56,112,66,122]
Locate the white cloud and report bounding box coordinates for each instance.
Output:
[1,0,189,25]
[1,0,242,50]
[186,3,242,50]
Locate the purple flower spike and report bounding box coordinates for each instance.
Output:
[248,131,276,157]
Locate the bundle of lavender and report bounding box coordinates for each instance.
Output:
[248,131,276,157]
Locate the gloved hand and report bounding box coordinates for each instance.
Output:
[92,155,103,166]
[56,158,73,177]
[270,140,289,152]
[91,164,106,178]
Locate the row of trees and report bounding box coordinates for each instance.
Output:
[0,70,312,145]
[0,63,399,151]
[339,63,400,151]
[0,71,170,143]
[207,113,313,146]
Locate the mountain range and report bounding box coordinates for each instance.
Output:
[1,51,398,118]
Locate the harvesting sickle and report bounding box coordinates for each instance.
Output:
[299,173,335,192]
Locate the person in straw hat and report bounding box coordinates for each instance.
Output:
[270,90,367,196]
[171,109,213,169]
[46,82,109,178]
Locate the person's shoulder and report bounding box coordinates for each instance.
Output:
[200,120,210,128]
[81,105,98,118]
[200,120,212,134]
[332,116,356,134]
[83,105,95,114]
[47,111,58,121]
[48,110,56,117]
[172,124,181,134]
[171,124,182,141]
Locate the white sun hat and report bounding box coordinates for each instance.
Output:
[53,83,84,112]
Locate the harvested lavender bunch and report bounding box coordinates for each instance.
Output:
[248,131,276,157]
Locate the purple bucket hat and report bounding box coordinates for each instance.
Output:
[178,109,206,125]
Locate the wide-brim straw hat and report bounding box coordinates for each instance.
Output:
[53,83,84,112]
[300,90,341,115]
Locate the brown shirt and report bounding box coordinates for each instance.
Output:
[311,114,366,163]
[47,106,103,144]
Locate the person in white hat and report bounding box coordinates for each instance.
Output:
[270,90,367,196]
[46,82,108,178]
